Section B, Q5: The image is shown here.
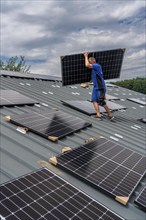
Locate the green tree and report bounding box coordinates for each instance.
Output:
[113,78,146,94]
[0,56,31,73]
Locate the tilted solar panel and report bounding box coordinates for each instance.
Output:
[134,187,146,211]
[61,48,126,86]
[62,100,126,115]
[0,168,125,220]
[5,110,92,141]
[0,90,38,107]
[127,98,146,106]
[106,94,120,100]
[50,137,146,205]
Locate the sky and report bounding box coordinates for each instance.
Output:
[1,0,146,80]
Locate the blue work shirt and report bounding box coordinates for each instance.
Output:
[92,63,106,93]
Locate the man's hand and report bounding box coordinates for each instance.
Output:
[84,52,88,57]
[84,52,92,68]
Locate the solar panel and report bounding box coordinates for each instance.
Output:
[50,137,146,205]
[0,90,38,107]
[106,84,119,88]
[0,168,125,220]
[61,48,126,86]
[62,100,126,115]
[6,110,92,141]
[106,94,120,100]
[134,187,146,211]
[127,98,146,105]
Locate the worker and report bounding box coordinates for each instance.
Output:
[84,52,114,120]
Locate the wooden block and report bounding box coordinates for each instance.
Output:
[48,136,58,141]
[81,83,89,88]
[115,196,129,205]
[62,146,72,153]
[85,137,97,143]
[4,115,11,121]
[49,157,58,166]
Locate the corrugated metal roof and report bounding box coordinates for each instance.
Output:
[0,69,62,81]
[0,75,146,220]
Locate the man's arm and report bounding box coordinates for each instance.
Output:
[84,52,92,68]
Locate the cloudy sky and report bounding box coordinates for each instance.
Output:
[1,0,146,80]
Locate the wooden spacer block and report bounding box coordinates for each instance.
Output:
[62,146,72,153]
[85,137,97,143]
[48,136,58,142]
[115,196,129,205]
[4,115,11,121]
[81,83,89,88]
[49,157,58,166]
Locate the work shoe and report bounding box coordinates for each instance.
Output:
[109,116,114,121]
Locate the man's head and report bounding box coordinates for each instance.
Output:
[88,57,96,64]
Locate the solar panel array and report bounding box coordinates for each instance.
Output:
[134,187,146,211]
[61,48,126,86]
[7,110,92,141]
[127,98,146,106]
[62,100,126,115]
[0,168,125,220]
[50,138,146,205]
[0,90,38,107]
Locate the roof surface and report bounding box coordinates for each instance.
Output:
[0,74,146,220]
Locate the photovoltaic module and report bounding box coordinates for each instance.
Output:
[0,90,38,107]
[134,186,146,211]
[0,168,125,220]
[61,48,126,86]
[5,110,92,141]
[62,100,126,115]
[50,137,146,205]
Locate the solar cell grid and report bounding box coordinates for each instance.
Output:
[6,110,92,141]
[0,90,38,107]
[0,168,125,220]
[134,187,146,212]
[61,48,125,86]
[50,138,146,205]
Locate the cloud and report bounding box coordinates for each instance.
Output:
[1,0,146,79]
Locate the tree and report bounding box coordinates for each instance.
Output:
[112,78,146,94]
[0,56,31,73]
